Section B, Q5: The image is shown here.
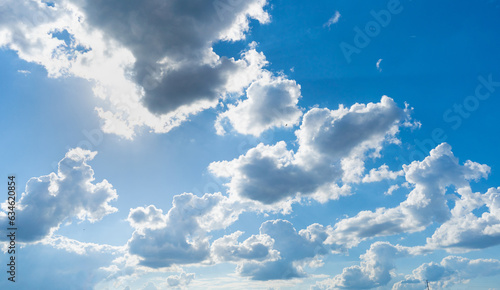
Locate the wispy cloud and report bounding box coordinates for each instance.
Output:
[324,11,341,28]
[17,69,31,75]
[376,58,383,71]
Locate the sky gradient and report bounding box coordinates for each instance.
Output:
[1,0,500,289]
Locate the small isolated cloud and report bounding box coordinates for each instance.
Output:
[0,148,118,242]
[376,59,383,72]
[324,11,341,28]
[385,184,401,196]
[17,69,31,75]
[210,96,408,206]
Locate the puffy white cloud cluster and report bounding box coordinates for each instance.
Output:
[426,186,500,252]
[166,272,195,288]
[315,242,415,289]
[237,220,332,280]
[210,96,406,205]
[127,205,167,233]
[0,148,117,242]
[211,231,278,263]
[393,256,500,289]
[327,143,490,248]
[127,192,243,268]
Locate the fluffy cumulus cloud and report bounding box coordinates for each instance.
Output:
[215,74,303,136]
[127,192,243,268]
[315,242,414,289]
[426,186,500,251]
[211,231,278,263]
[210,96,407,205]
[327,143,490,249]
[166,272,195,288]
[237,220,331,280]
[393,256,500,289]
[127,205,167,233]
[0,0,305,138]
[0,148,117,242]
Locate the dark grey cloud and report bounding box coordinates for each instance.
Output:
[210,96,406,205]
[72,0,269,114]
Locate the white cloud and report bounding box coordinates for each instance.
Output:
[0,148,118,242]
[39,235,124,256]
[166,272,195,288]
[385,184,401,196]
[394,256,500,289]
[426,186,500,252]
[127,192,243,268]
[17,69,31,75]
[315,242,414,289]
[237,220,331,280]
[376,58,383,72]
[211,231,278,263]
[215,74,303,136]
[324,11,341,28]
[327,143,490,249]
[210,96,407,205]
[362,164,403,183]
[127,205,167,233]
[0,0,275,138]
[392,279,424,290]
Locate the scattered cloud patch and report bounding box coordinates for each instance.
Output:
[327,143,490,249]
[426,186,500,252]
[394,256,500,289]
[315,242,415,289]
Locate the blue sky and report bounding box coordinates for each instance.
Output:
[1,0,500,289]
